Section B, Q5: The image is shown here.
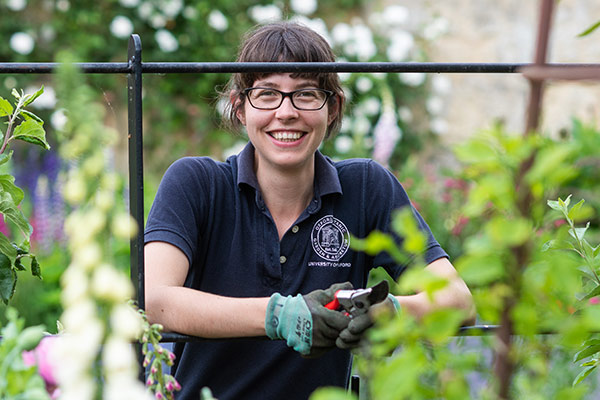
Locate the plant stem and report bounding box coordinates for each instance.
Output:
[0,98,23,155]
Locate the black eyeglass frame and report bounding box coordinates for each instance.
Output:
[241,87,335,110]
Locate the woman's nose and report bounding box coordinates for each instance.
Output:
[275,96,299,119]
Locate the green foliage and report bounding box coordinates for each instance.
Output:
[0,87,50,304]
[0,307,50,400]
[139,308,181,399]
[545,195,600,386]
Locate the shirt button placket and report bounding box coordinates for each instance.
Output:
[280,255,287,264]
[291,225,299,234]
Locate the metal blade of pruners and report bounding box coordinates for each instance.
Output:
[325,280,389,317]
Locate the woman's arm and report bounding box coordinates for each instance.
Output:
[144,241,269,338]
[395,257,476,325]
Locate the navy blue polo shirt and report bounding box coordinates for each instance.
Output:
[144,143,447,400]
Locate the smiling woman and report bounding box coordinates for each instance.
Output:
[144,21,473,400]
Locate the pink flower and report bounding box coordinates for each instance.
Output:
[589,297,600,305]
[165,381,174,391]
[22,336,59,398]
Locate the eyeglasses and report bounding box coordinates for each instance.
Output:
[242,87,334,111]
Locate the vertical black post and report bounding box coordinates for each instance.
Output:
[128,34,144,310]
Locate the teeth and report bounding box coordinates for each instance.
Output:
[271,132,302,141]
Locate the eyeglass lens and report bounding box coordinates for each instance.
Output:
[246,88,328,110]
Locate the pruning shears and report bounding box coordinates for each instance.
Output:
[324,280,389,318]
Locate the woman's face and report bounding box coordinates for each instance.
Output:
[237,73,337,173]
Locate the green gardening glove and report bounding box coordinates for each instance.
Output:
[335,294,400,350]
[265,282,353,356]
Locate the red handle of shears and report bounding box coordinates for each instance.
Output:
[325,290,342,310]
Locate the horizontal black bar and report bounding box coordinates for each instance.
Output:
[160,325,503,343]
[0,62,130,74]
[1,62,598,75]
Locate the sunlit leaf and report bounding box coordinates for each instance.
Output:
[0,96,13,117]
[309,387,357,400]
[573,365,597,386]
[22,85,44,108]
[10,119,51,150]
[456,254,505,286]
[574,339,600,362]
[0,192,32,237]
[0,233,17,263]
[19,110,44,124]
[569,222,590,242]
[485,216,532,247]
[547,199,564,212]
[568,199,585,220]
[0,174,24,205]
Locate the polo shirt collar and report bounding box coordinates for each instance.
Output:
[236,142,342,197]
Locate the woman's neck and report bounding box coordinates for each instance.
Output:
[255,157,315,239]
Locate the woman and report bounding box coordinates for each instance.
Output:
[144,21,475,400]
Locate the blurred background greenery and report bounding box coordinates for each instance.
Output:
[0,0,598,355]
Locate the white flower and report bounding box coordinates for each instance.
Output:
[119,0,139,7]
[382,5,409,27]
[424,17,449,41]
[354,116,371,136]
[290,0,317,15]
[248,4,282,24]
[51,109,67,130]
[56,0,69,12]
[104,376,151,400]
[110,15,134,39]
[291,16,331,45]
[112,212,138,239]
[361,98,380,116]
[332,23,352,45]
[426,96,444,115]
[150,14,167,29]
[398,106,413,123]
[399,72,425,87]
[10,32,34,55]
[57,376,96,400]
[155,29,179,52]
[61,300,98,333]
[208,10,228,32]
[432,75,452,95]
[7,0,27,11]
[137,2,154,20]
[103,337,138,376]
[73,242,102,270]
[60,266,89,305]
[334,136,353,154]
[111,304,143,340]
[352,24,376,60]
[92,264,134,301]
[158,0,183,18]
[355,76,373,93]
[183,6,198,20]
[431,118,448,135]
[386,30,413,62]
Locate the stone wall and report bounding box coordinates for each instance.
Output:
[387,0,600,142]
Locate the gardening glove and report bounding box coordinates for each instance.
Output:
[265,282,353,356]
[335,294,400,350]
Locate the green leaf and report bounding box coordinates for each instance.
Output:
[19,109,44,124]
[10,119,51,150]
[578,20,600,37]
[581,285,600,301]
[0,150,13,167]
[486,216,532,247]
[0,192,33,237]
[573,365,597,386]
[0,96,13,117]
[574,340,600,362]
[22,85,44,108]
[0,253,16,303]
[0,174,24,205]
[0,233,17,263]
[569,222,590,241]
[568,199,585,220]
[309,387,357,400]
[547,199,563,212]
[456,254,505,286]
[30,256,40,279]
[14,258,25,271]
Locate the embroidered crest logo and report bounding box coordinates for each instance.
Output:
[311,215,350,261]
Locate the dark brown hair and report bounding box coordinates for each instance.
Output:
[222,21,345,137]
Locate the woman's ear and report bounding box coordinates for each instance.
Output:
[327,94,342,126]
[231,90,246,125]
